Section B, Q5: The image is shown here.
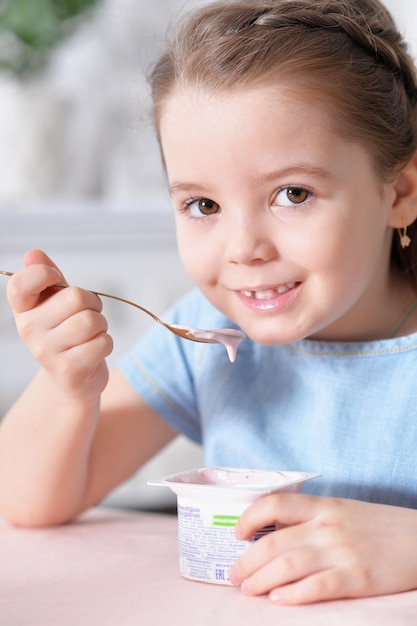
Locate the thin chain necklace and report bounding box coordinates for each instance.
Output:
[386,296,417,339]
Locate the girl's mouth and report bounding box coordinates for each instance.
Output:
[237,282,300,311]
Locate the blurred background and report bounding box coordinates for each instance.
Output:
[0,0,416,511]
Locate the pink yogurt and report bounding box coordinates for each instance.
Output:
[170,325,246,362]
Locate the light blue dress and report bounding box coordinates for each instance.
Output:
[120,289,417,508]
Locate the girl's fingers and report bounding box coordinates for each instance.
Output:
[235,492,322,541]
[231,495,417,604]
[237,545,327,597]
[230,493,353,599]
[230,512,319,586]
[48,308,109,353]
[232,524,362,605]
[40,287,104,331]
[269,568,353,605]
[14,287,104,349]
[4,250,113,400]
[51,331,113,379]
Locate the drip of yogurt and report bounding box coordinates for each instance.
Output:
[172,325,246,362]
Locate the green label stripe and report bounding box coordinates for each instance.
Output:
[212,515,240,527]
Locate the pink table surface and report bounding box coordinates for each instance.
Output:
[1,507,417,626]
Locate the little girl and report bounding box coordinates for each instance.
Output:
[2,0,417,605]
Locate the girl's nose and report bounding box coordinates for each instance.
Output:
[224,214,277,265]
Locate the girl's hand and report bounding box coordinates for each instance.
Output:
[229,492,417,605]
[7,249,113,401]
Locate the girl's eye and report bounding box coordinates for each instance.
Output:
[186,197,220,217]
[274,186,311,207]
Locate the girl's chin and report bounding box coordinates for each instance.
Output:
[238,326,307,346]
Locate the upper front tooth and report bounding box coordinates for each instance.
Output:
[255,289,278,299]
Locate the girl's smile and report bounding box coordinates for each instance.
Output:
[160,84,411,345]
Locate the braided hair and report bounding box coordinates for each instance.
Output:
[150,0,417,286]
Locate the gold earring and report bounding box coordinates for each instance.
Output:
[398,224,411,249]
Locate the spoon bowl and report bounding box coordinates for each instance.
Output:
[0,270,245,362]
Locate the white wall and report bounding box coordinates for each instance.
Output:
[0,0,210,509]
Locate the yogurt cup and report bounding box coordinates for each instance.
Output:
[148,467,320,586]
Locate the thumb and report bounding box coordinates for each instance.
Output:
[7,250,68,314]
[23,249,68,286]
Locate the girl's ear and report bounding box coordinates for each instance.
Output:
[388,152,417,228]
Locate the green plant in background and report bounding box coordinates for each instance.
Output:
[0,0,101,76]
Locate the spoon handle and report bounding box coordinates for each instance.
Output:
[0,270,164,325]
[91,290,164,325]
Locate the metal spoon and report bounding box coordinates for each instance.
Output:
[0,270,245,361]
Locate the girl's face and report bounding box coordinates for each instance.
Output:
[160,85,402,344]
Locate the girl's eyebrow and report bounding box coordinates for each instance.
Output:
[169,181,208,196]
[169,163,334,196]
[254,164,335,184]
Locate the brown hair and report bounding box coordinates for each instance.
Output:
[149,0,417,286]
